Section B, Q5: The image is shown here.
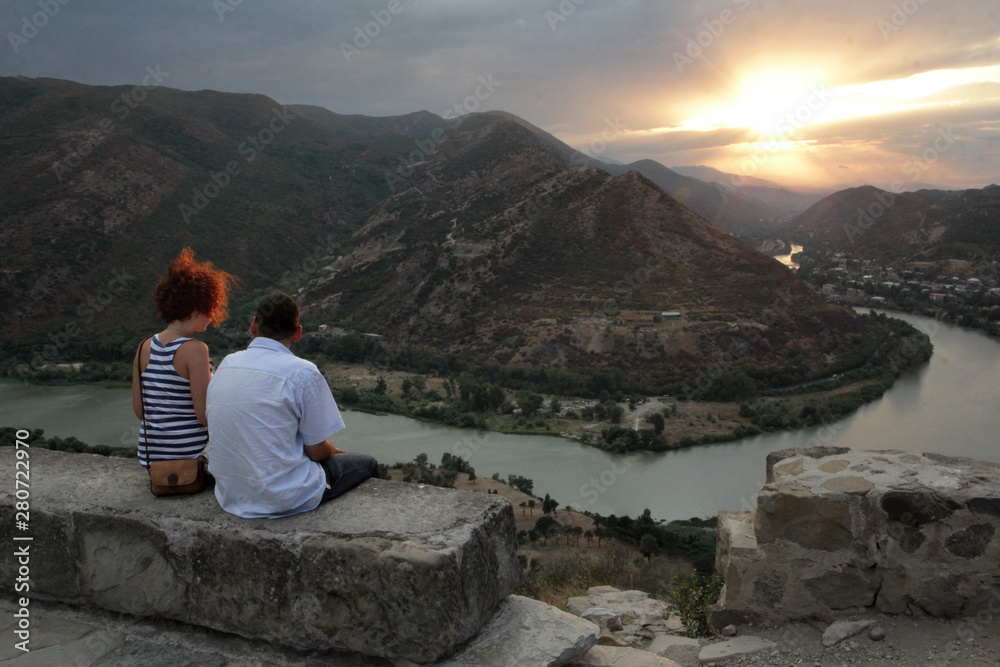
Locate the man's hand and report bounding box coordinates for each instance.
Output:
[304,439,342,461]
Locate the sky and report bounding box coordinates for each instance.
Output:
[3,0,1000,191]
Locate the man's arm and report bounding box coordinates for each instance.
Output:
[304,439,345,462]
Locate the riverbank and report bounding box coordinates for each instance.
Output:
[321,312,931,454]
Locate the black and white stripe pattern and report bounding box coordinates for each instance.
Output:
[138,335,208,466]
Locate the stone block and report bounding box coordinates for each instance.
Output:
[440,595,598,667]
[572,645,677,666]
[0,448,521,663]
[755,485,858,551]
[821,619,876,646]
[648,634,700,653]
[714,448,1000,624]
[698,636,775,664]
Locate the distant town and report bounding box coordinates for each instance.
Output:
[778,244,1000,337]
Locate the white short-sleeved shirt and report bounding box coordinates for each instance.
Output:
[207,337,345,518]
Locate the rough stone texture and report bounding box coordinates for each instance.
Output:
[565,588,686,660]
[570,645,677,666]
[566,587,673,629]
[0,448,521,663]
[439,595,598,667]
[697,636,775,664]
[0,596,394,666]
[713,448,1000,626]
[647,634,700,652]
[821,619,877,646]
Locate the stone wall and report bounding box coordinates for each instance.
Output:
[712,447,1000,626]
[0,448,522,663]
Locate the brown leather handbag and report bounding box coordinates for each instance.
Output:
[147,457,208,496]
[136,337,209,497]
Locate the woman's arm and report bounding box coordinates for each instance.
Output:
[176,340,212,427]
[131,339,147,420]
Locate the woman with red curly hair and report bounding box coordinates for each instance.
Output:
[131,248,238,467]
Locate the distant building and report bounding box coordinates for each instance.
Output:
[660,311,681,320]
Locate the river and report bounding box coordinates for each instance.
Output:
[773,243,804,269]
[2,311,998,521]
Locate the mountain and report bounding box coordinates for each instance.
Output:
[446,118,791,234]
[792,184,1000,259]
[671,165,781,189]
[0,76,876,388]
[670,165,827,218]
[597,160,785,234]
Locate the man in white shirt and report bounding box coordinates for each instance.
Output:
[207,292,377,518]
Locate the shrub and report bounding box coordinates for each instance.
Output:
[670,574,724,638]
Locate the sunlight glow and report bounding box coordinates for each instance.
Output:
[634,64,1000,142]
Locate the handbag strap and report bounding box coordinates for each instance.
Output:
[135,336,152,468]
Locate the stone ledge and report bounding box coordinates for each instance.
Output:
[0,448,521,663]
[714,448,1000,625]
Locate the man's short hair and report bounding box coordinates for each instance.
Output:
[254,292,299,339]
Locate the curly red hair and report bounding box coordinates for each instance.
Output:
[154,248,239,326]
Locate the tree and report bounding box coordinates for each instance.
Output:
[549,397,562,415]
[507,474,534,496]
[584,529,594,547]
[414,453,428,469]
[573,525,584,546]
[534,515,560,545]
[519,501,527,516]
[639,534,659,562]
[648,412,665,434]
[518,393,545,417]
[604,403,624,424]
[374,376,388,395]
[527,500,536,516]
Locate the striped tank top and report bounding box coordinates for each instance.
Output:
[138,335,208,467]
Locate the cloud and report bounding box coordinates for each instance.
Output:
[2,0,998,188]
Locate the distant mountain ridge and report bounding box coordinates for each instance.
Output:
[1,76,876,388]
[792,184,1000,259]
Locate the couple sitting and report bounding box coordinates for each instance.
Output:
[132,249,377,518]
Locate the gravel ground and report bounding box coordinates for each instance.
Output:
[685,611,1000,667]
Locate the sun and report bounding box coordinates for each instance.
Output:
[732,70,820,133]
[729,68,830,136]
[678,67,829,137]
